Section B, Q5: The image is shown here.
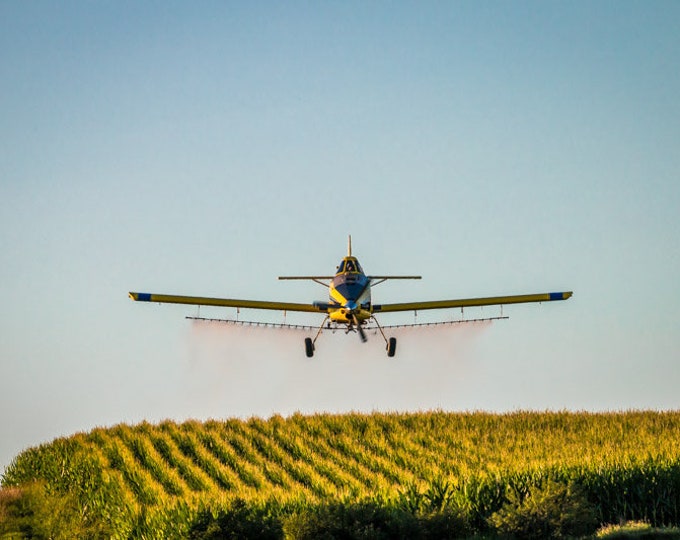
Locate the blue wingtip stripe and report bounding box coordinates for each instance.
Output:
[549,292,563,301]
[138,293,152,302]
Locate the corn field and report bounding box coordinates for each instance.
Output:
[3,411,680,538]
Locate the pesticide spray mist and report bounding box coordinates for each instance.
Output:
[183,320,492,419]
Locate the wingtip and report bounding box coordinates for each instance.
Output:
[129,292,153,302]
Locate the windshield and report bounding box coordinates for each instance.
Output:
[337,257,363,274]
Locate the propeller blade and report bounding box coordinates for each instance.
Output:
[353,315,368,343]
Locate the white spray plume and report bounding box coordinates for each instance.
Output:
[183,320,491,419]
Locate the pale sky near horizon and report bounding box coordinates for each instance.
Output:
[2,2,679,474]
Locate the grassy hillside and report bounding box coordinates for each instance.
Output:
[3,411,680,538]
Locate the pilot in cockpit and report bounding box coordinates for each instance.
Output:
[345,260,355,272]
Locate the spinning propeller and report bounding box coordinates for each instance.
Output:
[351,313,367,343]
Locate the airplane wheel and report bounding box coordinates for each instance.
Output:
[305,337,314,358]
[387,337,397,357]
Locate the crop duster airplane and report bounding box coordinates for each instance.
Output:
[129,237,572,358]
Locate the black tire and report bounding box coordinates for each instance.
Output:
[305,337,314,358]
[387,337,397,357]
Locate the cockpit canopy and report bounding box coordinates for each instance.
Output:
[336,257,363,275]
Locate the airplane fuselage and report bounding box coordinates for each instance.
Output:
[328,256,372,325]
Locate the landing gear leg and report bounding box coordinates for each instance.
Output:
[305,316,329,358]
[371,317,397,357]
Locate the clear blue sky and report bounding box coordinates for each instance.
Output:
[2,1,679,473]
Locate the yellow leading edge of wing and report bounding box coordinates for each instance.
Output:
[373,291,573,313]
[128,292,324,313]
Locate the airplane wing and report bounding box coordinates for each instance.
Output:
[128,292,326,313]
[372,291,572,313]
[368,276,422,280]
[278,276,335,280]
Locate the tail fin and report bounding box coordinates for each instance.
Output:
[348,235,352,257]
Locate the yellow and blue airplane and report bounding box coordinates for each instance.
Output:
[129,237,572,357]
